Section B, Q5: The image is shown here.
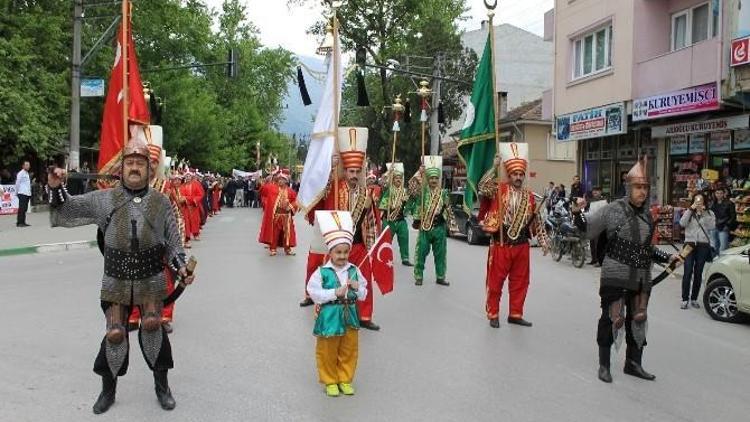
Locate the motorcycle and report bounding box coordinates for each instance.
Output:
[547,198,588,268]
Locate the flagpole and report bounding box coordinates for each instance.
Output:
[485,0,503,221]
[121,0,130,152]
[332,9,341,211]
[417,80,432,222]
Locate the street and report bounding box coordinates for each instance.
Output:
[1,207,749,422]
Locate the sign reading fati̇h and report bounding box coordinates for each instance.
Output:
[633,83,719,121]
[555,103,626,142]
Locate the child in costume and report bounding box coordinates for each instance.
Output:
[306,210,368,397]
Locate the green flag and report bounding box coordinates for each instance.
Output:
[457,33,496,212]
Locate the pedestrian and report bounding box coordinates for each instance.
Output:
[572,156,680,383]
[378,162,412,266]
[46,134,195,413]
[306,210,367,397]
[477,143,550,328]
[559,183,567,199]
[585,186,608,266]
[408,156,458,286]
[570,175,583,199]
[679,194,715,310]
[14,160,32,227]
[710,188,736,255]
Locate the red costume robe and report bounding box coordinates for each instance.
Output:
[211,183,222,213]
[258,185,298,250]
[479,181,547,320]
[180,180,204,238]
[305,180,381,321]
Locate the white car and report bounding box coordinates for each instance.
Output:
[702,244,750,323]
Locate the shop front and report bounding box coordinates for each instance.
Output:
[556,102,628,199]
[652,114,750,204]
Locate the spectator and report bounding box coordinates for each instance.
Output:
[559,184,567,199]
[679,194,715,310]
[570,175,584,199]
[14,160,32,227]
[615,171,627,199]
[710,188,736,255]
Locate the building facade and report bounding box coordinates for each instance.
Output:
[550,0,750,207]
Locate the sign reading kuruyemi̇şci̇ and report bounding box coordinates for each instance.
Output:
[633,83,719,121]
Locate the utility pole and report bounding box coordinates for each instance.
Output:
[69,0,83,170]
[429,53,443,156]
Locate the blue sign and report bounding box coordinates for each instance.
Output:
[81,79,105,97]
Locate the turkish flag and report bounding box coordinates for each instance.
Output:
[361,227,395,295]
[97,20,150,186]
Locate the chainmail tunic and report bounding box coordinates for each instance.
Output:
[50,186,185,304]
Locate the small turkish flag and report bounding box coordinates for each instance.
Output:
[360,227,394,295]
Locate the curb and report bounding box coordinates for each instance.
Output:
[0,240,97,257]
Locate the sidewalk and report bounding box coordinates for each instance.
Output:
[0,210,96,256]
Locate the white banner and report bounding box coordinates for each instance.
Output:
[232,169,262,179]
[1,185,19,215]
[652,114,749,137]
[298,31,342,212]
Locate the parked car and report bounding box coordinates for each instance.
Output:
[702,244,750,323]
[449,191,489,245]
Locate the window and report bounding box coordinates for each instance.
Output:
[571,24,612,80]
[671,2,717,51]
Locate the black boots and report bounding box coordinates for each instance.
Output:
[154,370,176,410]
[624,347,656,381]
[598,347,612,383]
[93,375,117,414]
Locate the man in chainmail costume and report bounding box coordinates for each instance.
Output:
[572,156,679,383]
[47,130,194,413]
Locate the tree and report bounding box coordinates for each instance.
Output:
[290,0,475,174]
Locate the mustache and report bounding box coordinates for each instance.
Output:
[128,170,142,176]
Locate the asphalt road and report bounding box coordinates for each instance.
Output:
[1,207,748,422]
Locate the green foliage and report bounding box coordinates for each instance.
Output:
[0,0,295,175]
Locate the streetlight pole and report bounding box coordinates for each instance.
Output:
[69,0,83,170]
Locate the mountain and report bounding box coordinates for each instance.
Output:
[280,55,326,137]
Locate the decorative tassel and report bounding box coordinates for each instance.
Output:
[392,120,400,132]
[356,70,370,106]
[404,99,411,123]
[297,66,312,106]
[438,101,445,124]
[420,109,428,122]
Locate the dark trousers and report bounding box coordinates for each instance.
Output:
[681,243,711,302]
[93,301,173,377]
[16,194,30,225]
[589,238,598,263]
[597,286,647,351]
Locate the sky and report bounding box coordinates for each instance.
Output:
[204,0,554,56]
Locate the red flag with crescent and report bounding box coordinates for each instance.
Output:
[360,227,394,295]
[97,19,150,187]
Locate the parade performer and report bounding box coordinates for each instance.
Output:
[258,168,299,256]
[171,175,194,248]
[47,133,194,413]
[571,156,681,383]
[478,143,549,328]
[307,210,368,397]
[258,171,279,211]
[367,170,381,204]
[408,156,458,286]
[301,128,381,331]
[378,162,412,266]
[180,173,203,241]
[210,179,222,216]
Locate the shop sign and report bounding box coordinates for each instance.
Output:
[0,185,19,215]
[689,134,706,154]
[633,83,719,121]
[80,79,105,97]
[652,114,750,137]
[709,131,731,153]
[735,129,750,150]
[731,36,750,67]
[555,102,626,142]
[669,135,688,155]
